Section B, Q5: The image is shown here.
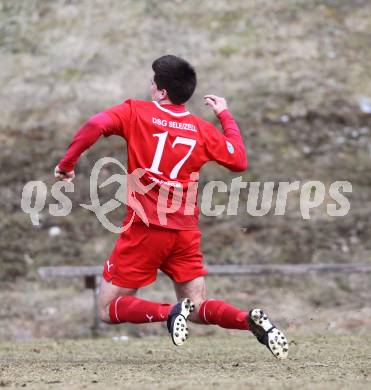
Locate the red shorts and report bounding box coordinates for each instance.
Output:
[103,222,208,288]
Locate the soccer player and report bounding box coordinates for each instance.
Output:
[56,55,288,358]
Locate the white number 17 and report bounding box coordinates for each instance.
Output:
[145,131,196,179]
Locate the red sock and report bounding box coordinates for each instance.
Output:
[199,300,250,330]
[109,296,173,324]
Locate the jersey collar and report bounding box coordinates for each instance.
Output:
[152,101,190,117]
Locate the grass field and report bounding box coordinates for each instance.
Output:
[1,334,371,389]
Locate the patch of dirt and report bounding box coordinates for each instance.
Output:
[1,335,371,389]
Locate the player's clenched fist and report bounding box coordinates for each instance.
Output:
[204,94,228,115]
[54,165,75,182]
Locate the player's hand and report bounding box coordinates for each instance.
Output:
[54,165,75,182]
[204,95,228,115]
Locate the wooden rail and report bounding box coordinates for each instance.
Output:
[38,263,371,278]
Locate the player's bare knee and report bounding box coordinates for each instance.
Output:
[188,298,204,323]
[188,310,202,324]
[194,298,204,311]
[97,302,111,323]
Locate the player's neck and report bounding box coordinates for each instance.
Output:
[156,98,182,106]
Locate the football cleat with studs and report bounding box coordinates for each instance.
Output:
[248,308,289,359]
[167,298,195,346]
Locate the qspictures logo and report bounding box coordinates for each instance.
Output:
[21,157,352,233]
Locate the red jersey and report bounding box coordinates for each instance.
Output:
[59,99,247,230]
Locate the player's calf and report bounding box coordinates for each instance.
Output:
[198,299,288,359]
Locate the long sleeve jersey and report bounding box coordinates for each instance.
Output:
[58,99,248,230]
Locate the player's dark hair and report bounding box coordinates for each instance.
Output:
[152,55,197,104]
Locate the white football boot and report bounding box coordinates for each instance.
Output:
[167,298,195,346]
[248,308,289,359]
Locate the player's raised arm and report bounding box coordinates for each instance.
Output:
[55,101,131,181]
[203,95,248,172]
